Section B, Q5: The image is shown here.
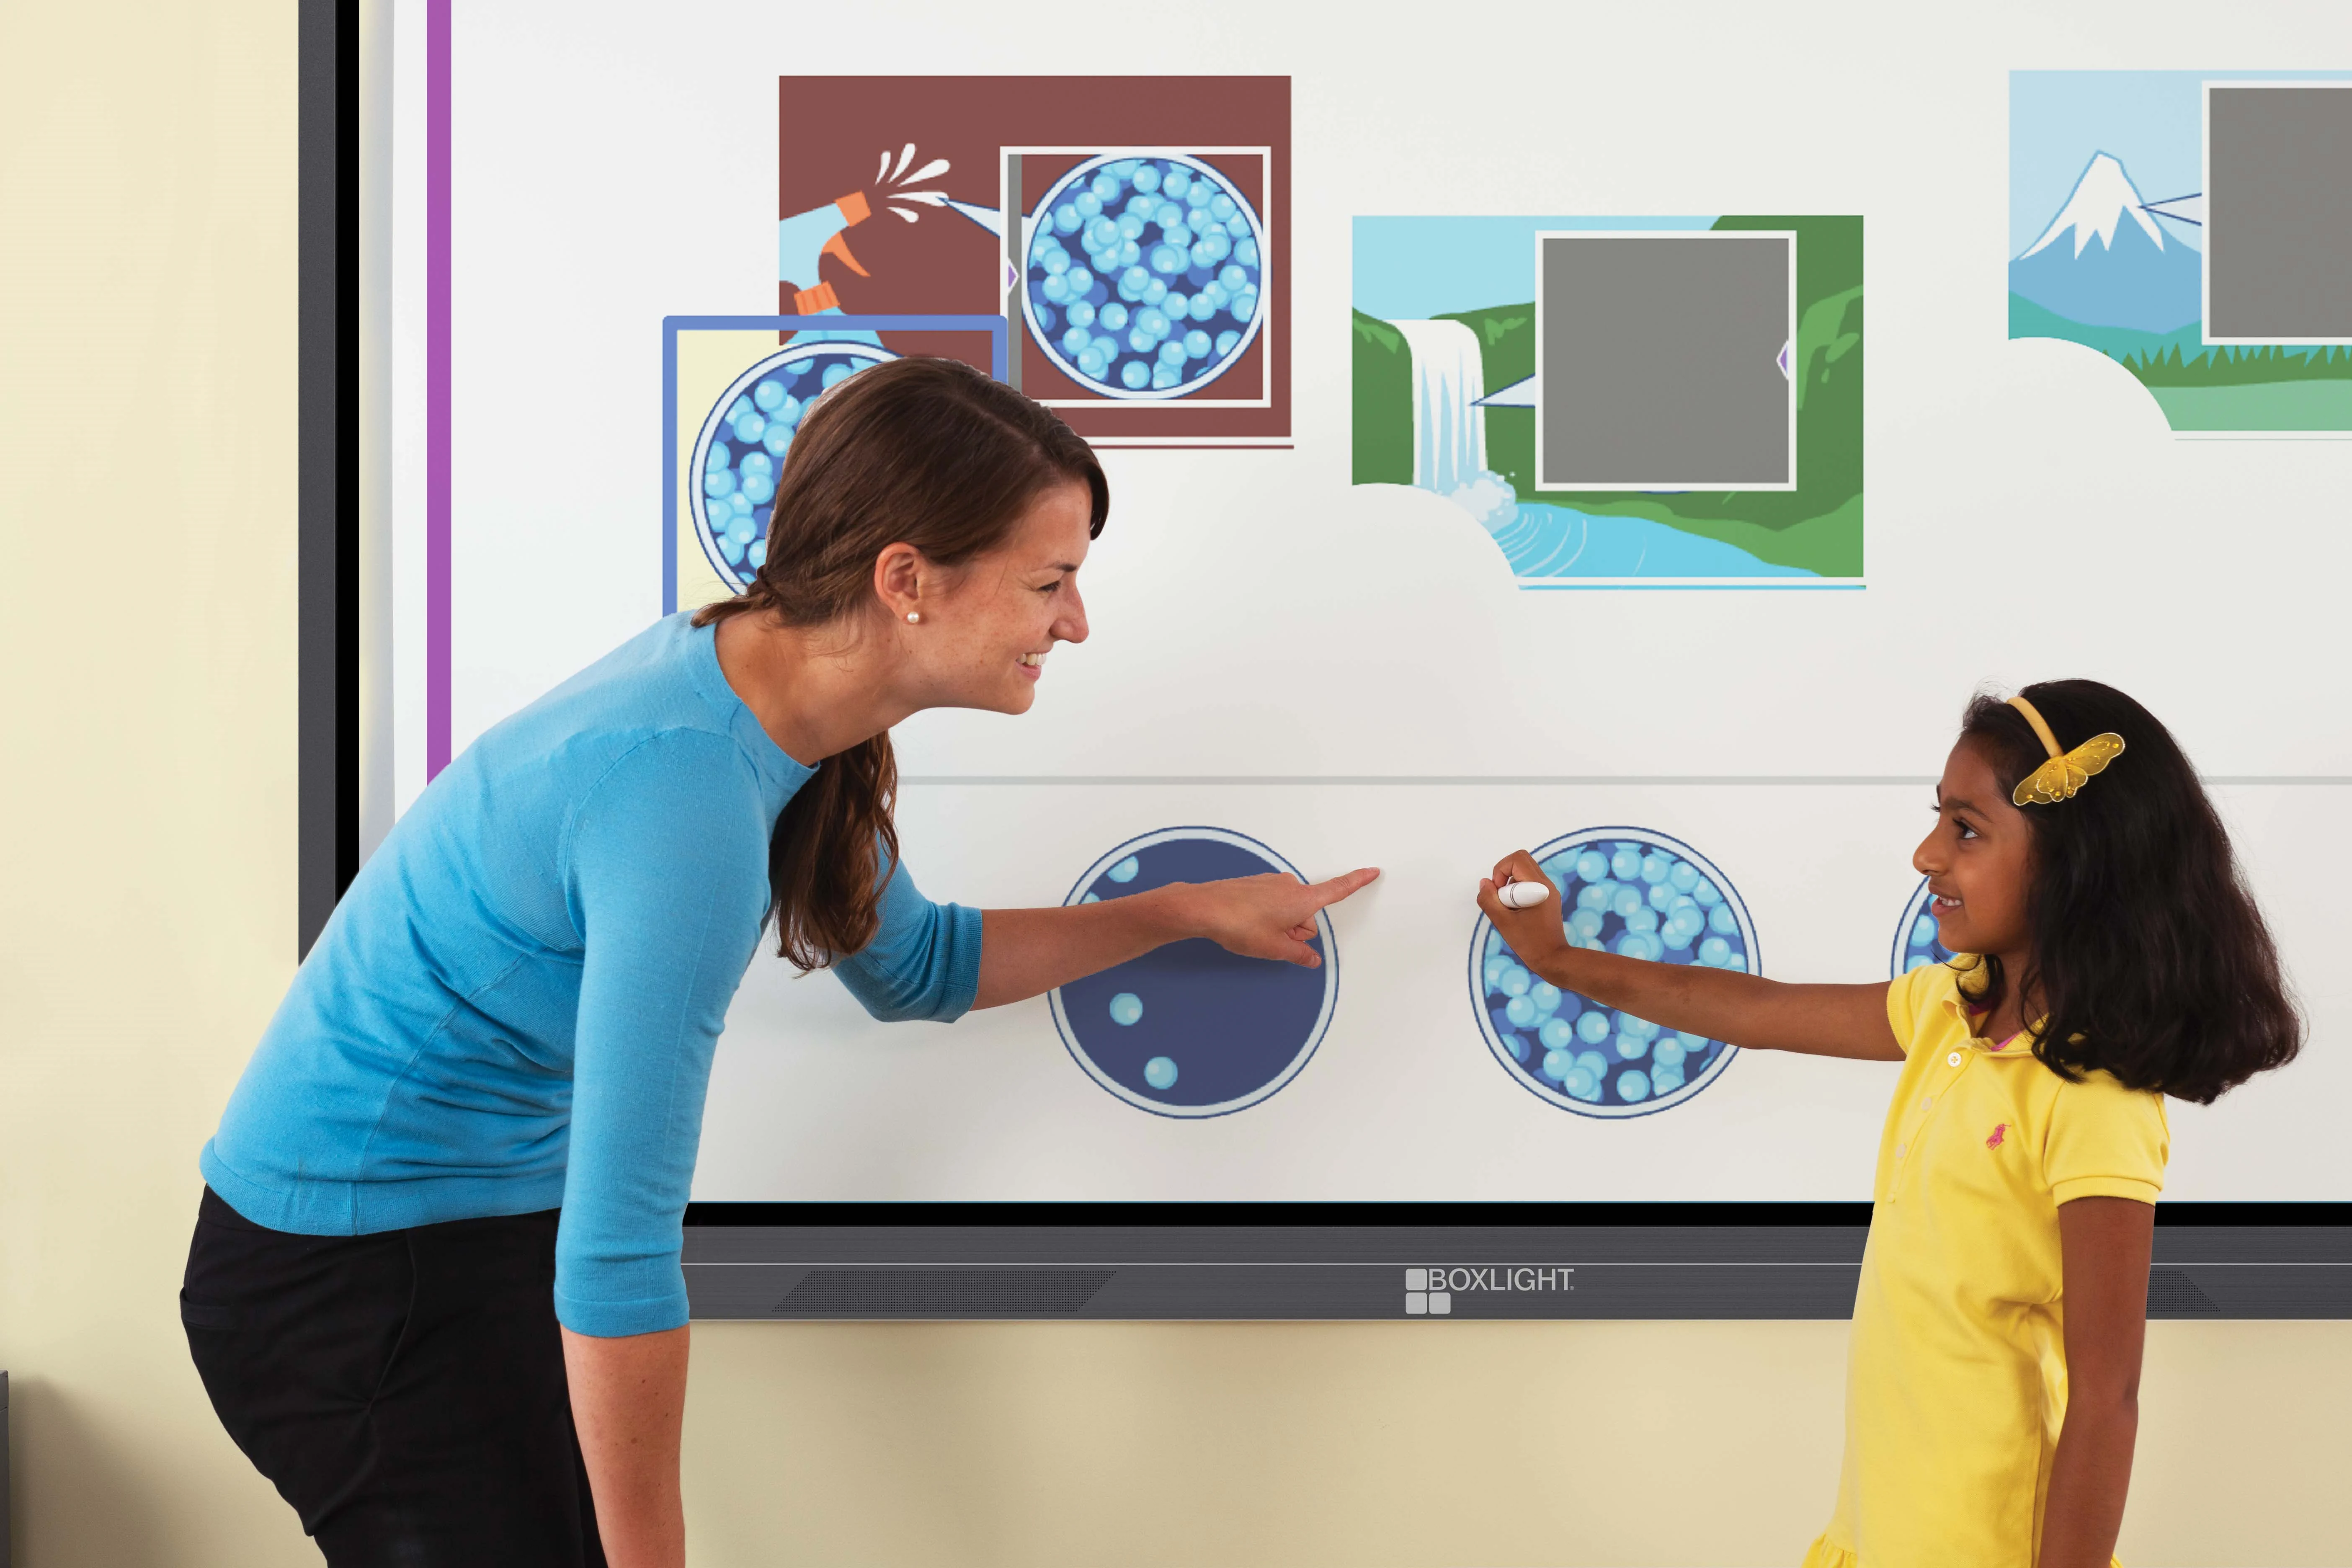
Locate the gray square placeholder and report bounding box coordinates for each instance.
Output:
[1536,232,1795,490]
[2207,84,2352,343]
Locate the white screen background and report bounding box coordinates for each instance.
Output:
[399,0,2352,1202]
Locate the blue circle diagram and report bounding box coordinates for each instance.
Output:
[690,340,898,592]
[1050,827,1337,1118]
[1891,877,1957,977]
[1023,152,1267,400]
[1468,827,1758,1119]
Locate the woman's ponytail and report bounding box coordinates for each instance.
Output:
[766,731,898,970]
[693,355,1107,969]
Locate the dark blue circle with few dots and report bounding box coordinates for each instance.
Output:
[1050,828,1335,1118]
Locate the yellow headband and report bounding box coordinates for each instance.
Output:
[2007,695,2125,806]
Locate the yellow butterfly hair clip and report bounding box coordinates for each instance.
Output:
[2007,695,2125,807]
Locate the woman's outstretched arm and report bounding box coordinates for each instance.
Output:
[974,867,1380,1009]
[1479,849,1901,1061]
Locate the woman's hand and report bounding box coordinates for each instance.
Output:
[1168,867,1381,968]
[974,866,1380,1009]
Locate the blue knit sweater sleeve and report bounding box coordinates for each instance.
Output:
[831,847,984,1023]
[554,732,773,1338]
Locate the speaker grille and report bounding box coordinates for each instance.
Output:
[2146,1266,2219,1315]
[774,1267,1116,1316]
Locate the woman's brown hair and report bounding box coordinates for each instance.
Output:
[694,355,1108,970]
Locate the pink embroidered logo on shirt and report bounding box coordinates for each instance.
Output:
[1986,1123,2008,1150]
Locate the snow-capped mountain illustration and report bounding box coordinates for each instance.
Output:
[2009,152,2202,333]
[2020,152,2169,259]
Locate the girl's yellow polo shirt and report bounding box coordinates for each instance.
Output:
[1802,957,2168,1568]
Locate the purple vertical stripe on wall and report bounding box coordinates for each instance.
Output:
[425,0,452,776]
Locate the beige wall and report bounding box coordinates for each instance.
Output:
[0,0,315,1563]
[682,1319,2352,1568]
[0,4,2345,1565]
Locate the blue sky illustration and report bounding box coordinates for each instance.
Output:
[1354,216,1716,321]
[2010,70,2352,258]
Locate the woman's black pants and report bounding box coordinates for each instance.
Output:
[182,1187,608,1566]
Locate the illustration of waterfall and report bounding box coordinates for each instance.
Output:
[1392,319,1486,495]
[1374,312,1812,580]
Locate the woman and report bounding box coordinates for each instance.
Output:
[184,357,1377,1567]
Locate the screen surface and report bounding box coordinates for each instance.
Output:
[394,7,2352,1205]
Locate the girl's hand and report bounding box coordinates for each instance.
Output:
[1473,846,1903,1062]
[1477,849,1573,972]
[1171,867,1382,969]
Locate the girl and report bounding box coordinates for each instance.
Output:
[186,358,1377,1568]
[1479,681,2299,1568]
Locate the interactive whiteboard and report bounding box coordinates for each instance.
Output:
[384,2,2352,1207]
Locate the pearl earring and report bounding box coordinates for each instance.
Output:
[905,611,921,624]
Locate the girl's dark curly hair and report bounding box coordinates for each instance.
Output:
[1956,679,2300,1104]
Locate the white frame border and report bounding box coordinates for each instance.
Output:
[1532,229,1799,493]
[2202,80,2352,348]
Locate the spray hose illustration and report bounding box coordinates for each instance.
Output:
[774,190,888,347]
[776,189,873,314]
[778,144,1266,398]
[776,145,960,345]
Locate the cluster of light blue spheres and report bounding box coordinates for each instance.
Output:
[1480,839,1749,1110]
[699,353,870,575]
[1026,157,1262,394]
[1900,894,1956,975]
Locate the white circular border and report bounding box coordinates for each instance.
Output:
[1048,825,1338,1119]
[688,339,900,591]
[1023,152,1269,402]
[1466,825,1758,1119]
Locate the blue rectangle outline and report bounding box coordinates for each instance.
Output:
[662,315,1011,615]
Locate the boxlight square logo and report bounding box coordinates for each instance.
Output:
[1404,1268,1451,1315]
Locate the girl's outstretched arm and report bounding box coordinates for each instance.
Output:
[2039,1196,2152,1568]
[1478,849,1902,1062]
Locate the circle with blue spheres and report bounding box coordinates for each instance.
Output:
[1890,877,1958,977]
[1468,828,1758,1119]
[1049,826,1338,1118]
[1023,152,1267,400]
[689,340,897,591]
